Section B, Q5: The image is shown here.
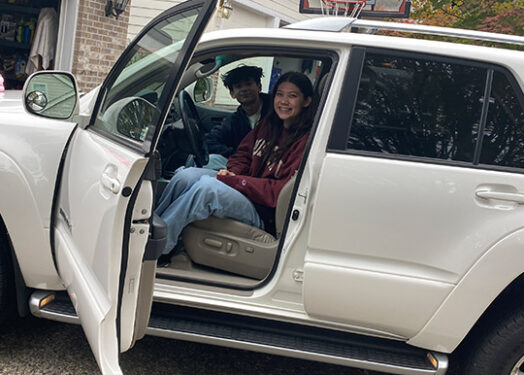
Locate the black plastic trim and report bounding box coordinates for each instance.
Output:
[116,170,146,349]
[473,69,494,165]
[149,302,434,370]
[40,292,76,317]
[49,125,78,273]
[36,296,441,372]
[143,214,167,261]
[327,46,365,151]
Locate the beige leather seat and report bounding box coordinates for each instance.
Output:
[182,176,296,280]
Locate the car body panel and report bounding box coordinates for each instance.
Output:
[0,90,73,289]
[54,128,149,373]
[304,153,524,338]
[409,227,524,352]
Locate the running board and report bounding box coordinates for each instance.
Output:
[30,291,448,375]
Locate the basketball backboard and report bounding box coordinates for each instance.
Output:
[299,0,411,18]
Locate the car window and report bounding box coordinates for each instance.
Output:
[92,8,200,143]
[189,56,326,111]
[479,70,524,168]
[346,52,486,162]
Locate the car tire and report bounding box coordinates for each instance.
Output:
[464,306,524,375]
[0,230,13,324]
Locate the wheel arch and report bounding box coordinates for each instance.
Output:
[408,228,524,353]
[450,272,524,374]
[0,151,63,291]
[465,271,524,340]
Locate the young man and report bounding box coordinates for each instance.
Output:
[205,65,270,170]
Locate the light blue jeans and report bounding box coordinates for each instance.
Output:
[204,154,228,170]
[155,167,264,255]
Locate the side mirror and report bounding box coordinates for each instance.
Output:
[193,77,214,103]
[23,72,79,120]
[116,97,155,141]
[101,96,155,142]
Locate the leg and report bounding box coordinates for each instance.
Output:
[155,167,216,216]
[203,154,229,171]
[159,175,263,254]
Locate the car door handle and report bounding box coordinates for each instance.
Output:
[475,190,524,204]
[100,173,121,194]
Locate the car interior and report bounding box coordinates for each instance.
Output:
[145,50,333,288]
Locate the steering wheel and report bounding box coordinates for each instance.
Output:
[178,90,209,167]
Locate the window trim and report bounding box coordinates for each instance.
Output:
[473,69,494,165]
[327,46,524,172]
[475,67,524,167]
[327,46,365,151]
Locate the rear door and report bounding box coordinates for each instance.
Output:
[303,47,524,338]
[53,1,217,373]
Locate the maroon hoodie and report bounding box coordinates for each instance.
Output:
[216,120,309,209]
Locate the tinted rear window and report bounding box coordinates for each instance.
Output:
[347,52,486,162]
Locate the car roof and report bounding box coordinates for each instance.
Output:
[198,27,524,83]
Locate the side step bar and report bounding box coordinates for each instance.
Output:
[30,291,448,375]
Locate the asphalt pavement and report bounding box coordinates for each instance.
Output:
[0,314,387,375]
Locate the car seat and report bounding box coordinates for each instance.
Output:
[182,176,297,280]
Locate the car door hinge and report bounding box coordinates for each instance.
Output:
[293,269,304,282]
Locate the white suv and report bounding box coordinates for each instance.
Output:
[1,0,523,374]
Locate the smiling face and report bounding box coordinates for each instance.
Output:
[229,78,262,107]
[273,81,312,128]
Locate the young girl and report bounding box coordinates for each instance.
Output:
[155,72,316,255]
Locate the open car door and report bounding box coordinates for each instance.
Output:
[52,1,217,373]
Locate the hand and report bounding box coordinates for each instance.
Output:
[217,169,236,177]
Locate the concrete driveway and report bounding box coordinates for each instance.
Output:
[0,314,387,375]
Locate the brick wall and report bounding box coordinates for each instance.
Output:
[72,0,130,92]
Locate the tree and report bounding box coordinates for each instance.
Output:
[409,0,523,36]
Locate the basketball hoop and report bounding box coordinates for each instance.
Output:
[320,0,367,17]
[299,0,410,19]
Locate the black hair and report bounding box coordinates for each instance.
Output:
[256,72,317,176]
[221,65,264,90]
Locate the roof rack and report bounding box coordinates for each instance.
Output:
[285,17,524,46]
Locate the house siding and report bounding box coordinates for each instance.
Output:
[127,0,311,41]
[252,0,302,20]
[127,0,184,41]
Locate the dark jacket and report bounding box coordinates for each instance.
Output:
[206,93,270,158]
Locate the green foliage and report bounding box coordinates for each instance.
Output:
[410,0,523,36]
